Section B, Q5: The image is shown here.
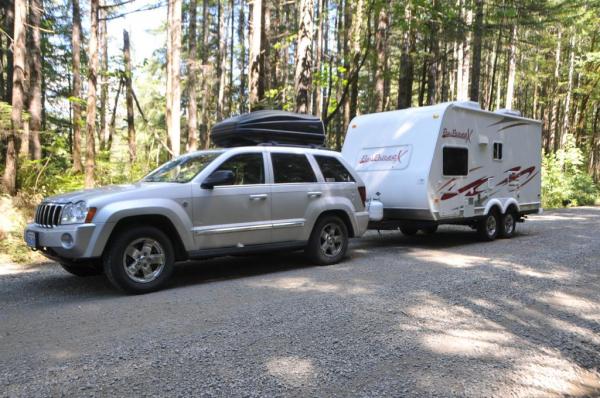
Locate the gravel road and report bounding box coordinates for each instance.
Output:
[1,207,599,397]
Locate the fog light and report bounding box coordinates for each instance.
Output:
[61,233,74,249]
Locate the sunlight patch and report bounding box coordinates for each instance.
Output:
[248,276,373,295]
[408,250,487,268]
[423,329,513,357]
[266,356,316,387]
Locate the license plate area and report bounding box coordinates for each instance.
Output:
[25,231,38,249]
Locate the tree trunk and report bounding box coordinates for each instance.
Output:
[99,4,109,150]
[349,0,363,120]
[123,30,136,163]
[200,0,209,148]
[469,0,484,103]
[85,0,99,188]
[459,5,472,101]
[426,1,438,105]
[228,0,234,114]
[166,0,182,157]
[294,0,313,113]
[3,0,14,104]
[217,0,228,119]
[237,0,246,113]
[561,32,576,145]
[28,0,43,160]
[186,0,198,151]
[550,28,562,152]
[313,0,326,117]
[397,2,414,109]
[2,0,25,195]
[504,24,518,110]
[248,0,263,110]
[374,3,388,112]
[71,0,83,172]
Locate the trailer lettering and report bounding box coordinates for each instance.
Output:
[441,128,473,143]
[359,149,409,164]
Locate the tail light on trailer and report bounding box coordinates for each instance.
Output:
[357,186,367,207]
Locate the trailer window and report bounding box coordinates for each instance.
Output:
[443,147,468,176]
[314,155,355,182]
[493,142,503,160]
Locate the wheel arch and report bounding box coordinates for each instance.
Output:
[103,215,188,261]
[503,199,520,214]
[484,199,503,216]
[315,209,356,238]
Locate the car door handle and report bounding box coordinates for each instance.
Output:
[249,194,268,200]
[307,192,322,198]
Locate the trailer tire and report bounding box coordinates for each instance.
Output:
[400,226,418,236]
[499,210,517,238]
[421,225,438,234]
[477,211,499,241]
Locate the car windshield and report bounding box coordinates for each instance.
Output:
[142,152,223,183]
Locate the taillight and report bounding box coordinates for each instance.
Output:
[357,186,366,207]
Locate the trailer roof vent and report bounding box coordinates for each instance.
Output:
[494,108,522,117]
[210,110,325,148]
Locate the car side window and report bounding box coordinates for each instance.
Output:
[315,155,355,182]
[271,153,317,183]
[214,153,265,185]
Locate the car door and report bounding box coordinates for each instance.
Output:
[192,152,272,249]
[269,152,322,243]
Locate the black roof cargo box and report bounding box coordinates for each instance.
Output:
[210,110,325,148]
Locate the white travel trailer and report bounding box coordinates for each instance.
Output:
[341,101,542,240]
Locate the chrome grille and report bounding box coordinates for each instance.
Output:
[35,203,64,228]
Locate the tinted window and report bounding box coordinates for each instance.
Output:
[272,153,317,183]
[493,142,503,160]
[315,155,355,182]
[214,153,265,185]
[443,147,468,176]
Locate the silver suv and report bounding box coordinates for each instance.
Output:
[24,146,369,293]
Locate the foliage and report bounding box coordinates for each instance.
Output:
[542,136,600,208]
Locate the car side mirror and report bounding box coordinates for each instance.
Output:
[201,170,235,189]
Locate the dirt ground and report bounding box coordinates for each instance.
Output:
[1,207,599,397]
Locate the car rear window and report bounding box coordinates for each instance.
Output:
[271,153,317,183]
[314,155,355,182]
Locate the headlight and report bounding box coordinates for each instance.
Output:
[61,201,92,225]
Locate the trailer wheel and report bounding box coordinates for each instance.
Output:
[477,211,499,241]
[421,225,438,234]
[400,226,418,236]
[499,210,517,238]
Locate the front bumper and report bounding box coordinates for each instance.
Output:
[24,223,99,260]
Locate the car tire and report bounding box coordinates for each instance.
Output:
[60,262,103,277]
[421,225,438,234]
[477,210,500,241]
[103,226,175,294]
[400,226,418,236]
[499,210,517,238]
[306,215,349,266]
